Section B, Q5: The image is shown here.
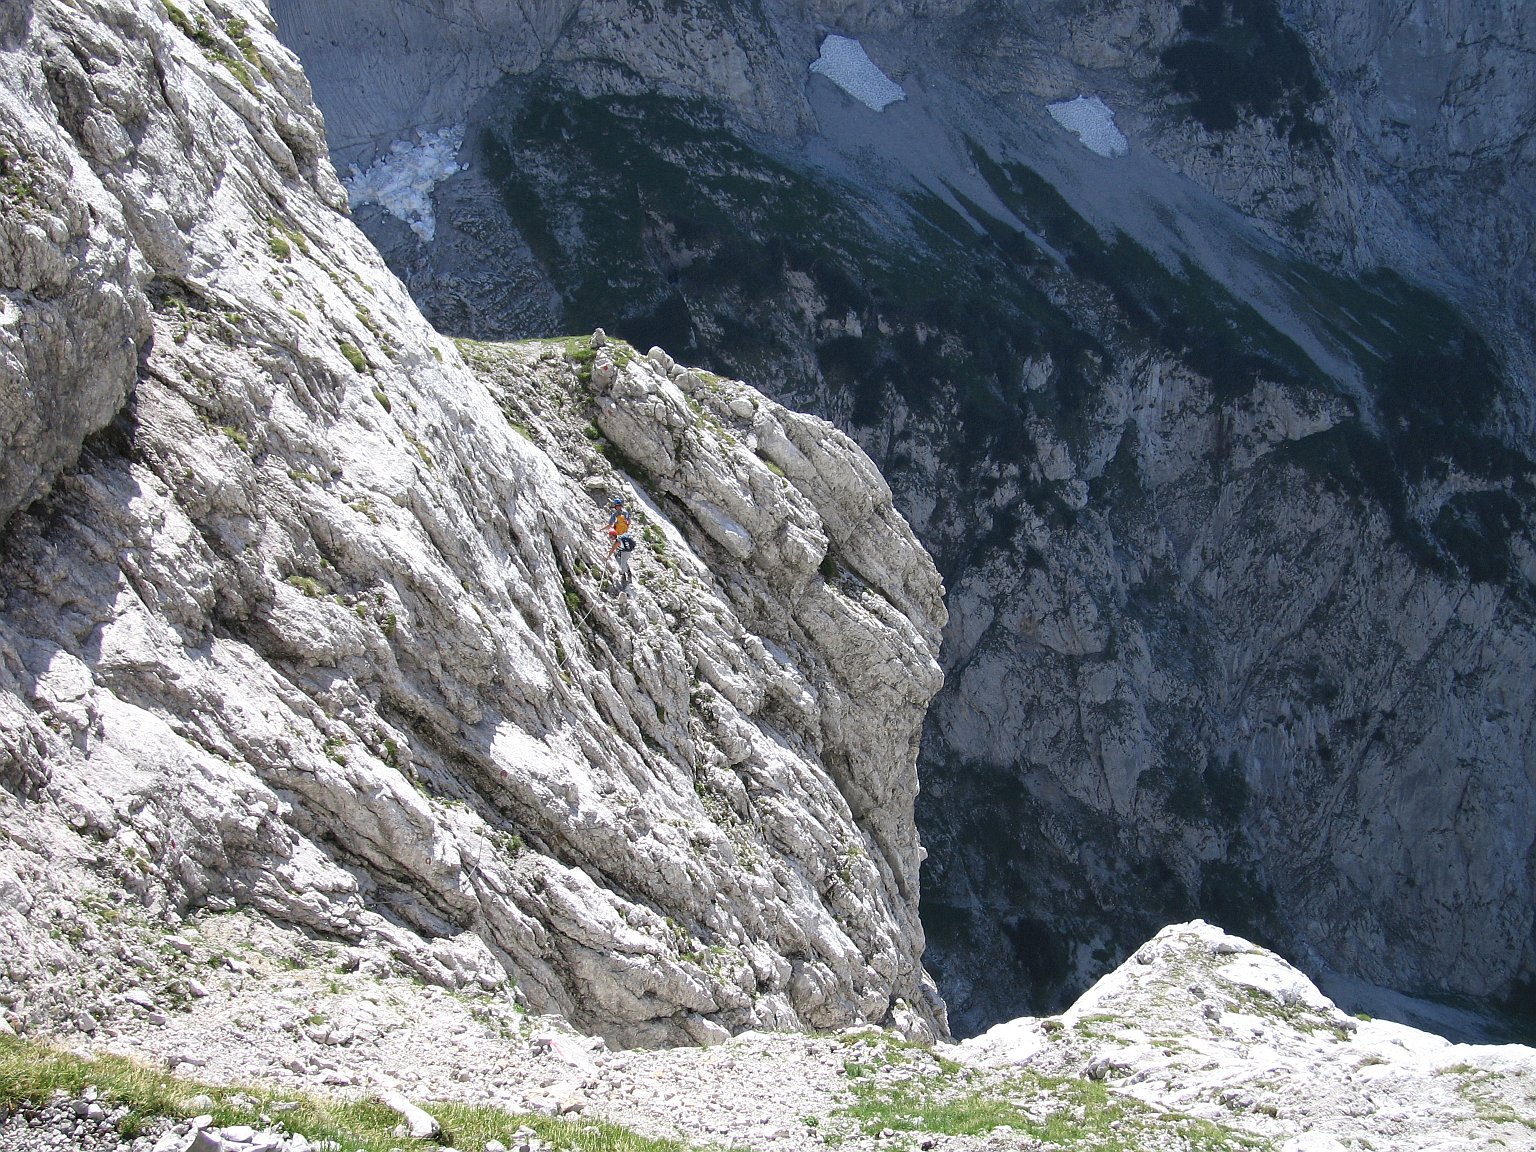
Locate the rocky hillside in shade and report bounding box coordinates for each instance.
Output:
[267,0,1536,1036]
[0,0,949,1049]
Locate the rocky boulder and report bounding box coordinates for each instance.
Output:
[960,920,1536,1150]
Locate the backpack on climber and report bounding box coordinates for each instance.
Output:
[612,533,637,587]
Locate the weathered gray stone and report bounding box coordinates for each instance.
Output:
[0,0,947,1050]
[0,39,149,528]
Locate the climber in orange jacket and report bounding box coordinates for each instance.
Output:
[601,496,635,587]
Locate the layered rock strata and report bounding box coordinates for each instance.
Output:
[0,0,946,1047]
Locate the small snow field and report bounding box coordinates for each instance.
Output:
[1047,94,1129,157]
[344,125,466,241]
[810,35,906,111]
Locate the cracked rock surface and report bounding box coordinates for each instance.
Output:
[0,0,945,1049]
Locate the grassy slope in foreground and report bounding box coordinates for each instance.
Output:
[0,1033,693,1152]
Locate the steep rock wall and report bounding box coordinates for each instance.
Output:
[906,334,1536,1031]
[0,0,947,1047]
[0,0,152,528]
[1139,0,1536,428]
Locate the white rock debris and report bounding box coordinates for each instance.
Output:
[10,914,1533,1152]
[809,36,906,112]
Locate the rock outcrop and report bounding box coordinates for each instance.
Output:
[0,4,151,529]
[959,920,1536,1151]
[0,0,946,1047]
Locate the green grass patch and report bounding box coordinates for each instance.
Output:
[1443,1065,1536,1132]
[163,1,260,91]
[1229,985,1349,1040]
[837,1061,1262,1150]
[223,17,264,73]
[835,1030,959,1074]
[400,428,434,467]
[840,1081,1024,1137]
[213,51,255,91]
[268,219,310,259]
[284,573,324,598]
[0,141,42,216]
[337,341,368,373]
[161,1,205,45]
[0,1034,695,1152]
[355,306,386,341]
[639,522,667,553]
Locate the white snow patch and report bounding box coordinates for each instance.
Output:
[345,126,466,242]
[1047,95,1129,158]
[809,36,905,111]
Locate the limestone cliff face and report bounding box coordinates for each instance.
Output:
[0,0,152,528]
[0,0,947,1047]
[263,0,1536,1036]
[907,333,1536,1032]
[270,0,1536,402]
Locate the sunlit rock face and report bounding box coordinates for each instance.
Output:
[0,0,949,1048]
[261,0,1536,1040]
[0,6,151,529]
